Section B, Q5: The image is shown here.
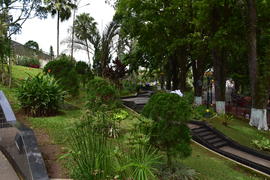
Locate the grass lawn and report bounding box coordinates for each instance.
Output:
[12,65,42,80]
[184,143,265,180]
[203,114,270,154]
[0,65,41,111]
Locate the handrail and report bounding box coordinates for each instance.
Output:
[0,91,16,122]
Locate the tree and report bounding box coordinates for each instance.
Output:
[25,40,39,51]
[142,93,192,170]
[74,13,97,64]
[42,0,76,56]
[115,0,195,91]
[49,45,54,60]
[0,0,44,87]
[246,0,270,130]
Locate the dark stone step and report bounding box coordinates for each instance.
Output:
[207,137,223,144]
[197,131,213,137]
[192,127,208,133]
[213,141,227,148]
[202,134,217,140]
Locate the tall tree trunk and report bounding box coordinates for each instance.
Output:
[165,59,172,90]
[247,0,257,105]
[57,12,60,57]
[171,54,180,90]
[192,59,204,105]
[213,48,226,114]
[211,5,226,114]
[246,0,268,130]
[86,40,91,65]
[177,48,189,91]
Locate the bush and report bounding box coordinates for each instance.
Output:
[68,117,117,180]
[43,55,79,96]
[252,136,270,152]
[121,79,139,95]
[116,146,162,180]
[17,74,65,117]
[142,92,192,169]
[75,61,93,86]
[86,78,120,111]
[17,56,40,68]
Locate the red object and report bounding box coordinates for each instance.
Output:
[29,64,40,69]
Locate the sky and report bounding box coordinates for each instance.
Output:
[12,0,115,62]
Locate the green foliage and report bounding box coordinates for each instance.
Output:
[16,56,40,68]
[158,163,199,180]
[252,136,270,152]
[68,117,117,180]
[86,78,120,111]
[82,110,121,139]
[216,114,234,127]
[142,92,192,168]
[43,55,79,96]
[192,105,215,120]
[17,74,65,117]
[75,61,93,85]
[122,79,138,94]
[24,40,39,50]
[116,146,162,180]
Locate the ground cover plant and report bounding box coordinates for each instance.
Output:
[17,74,65,117]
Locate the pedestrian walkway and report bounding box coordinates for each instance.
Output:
[0,151,19,180]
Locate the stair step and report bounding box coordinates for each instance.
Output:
[207,137,222,144]
[202,134,217,140]
[213,141,227,148]
[193,128,208,133]
[197,131,213,137]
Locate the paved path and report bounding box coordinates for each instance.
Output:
[220,146,270,168]
[0,151,19,180]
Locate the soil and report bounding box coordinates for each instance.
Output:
[15,111,69,179]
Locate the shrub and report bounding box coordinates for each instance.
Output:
[86,78,120,111]
[121,79,139,95]
[142,92,192,169]
[75,61,93,86]
[43,55,79,96]
[17,56,40,68]
[17,74,65,117]
[252,136,270,151]
[68,117,117,180]
[116,146,162,180]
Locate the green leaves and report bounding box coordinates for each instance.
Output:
[86,78,121,111]
[252,136,270,152]
[142,92,192,168]
[17,74,65,117]
[43,55,79,96]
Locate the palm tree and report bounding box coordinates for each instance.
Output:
[74,13,97,64]
[44,0,76,56]
[99,21,119,76]
[64,13,119,75]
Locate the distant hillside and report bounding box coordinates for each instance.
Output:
[11,40,52,61]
